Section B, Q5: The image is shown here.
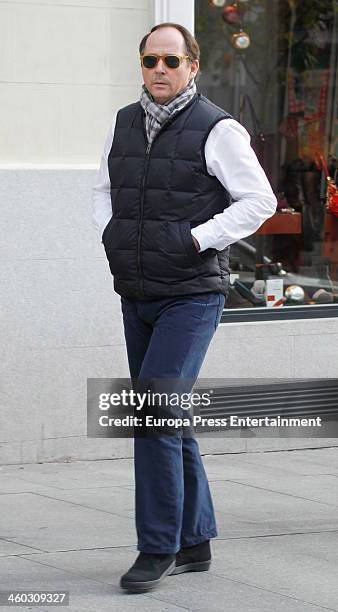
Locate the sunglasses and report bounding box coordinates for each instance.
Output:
[140,53,190,70]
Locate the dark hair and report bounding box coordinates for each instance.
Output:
[139,22,200,70]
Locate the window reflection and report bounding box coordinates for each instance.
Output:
[196,0,338,308]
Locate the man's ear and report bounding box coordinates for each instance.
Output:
[190,60,199,80]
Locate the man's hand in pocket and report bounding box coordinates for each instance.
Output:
[192,236,200,252]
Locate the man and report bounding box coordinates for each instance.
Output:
[92,22,277,593]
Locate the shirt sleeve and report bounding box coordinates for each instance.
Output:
[190,118,277,252]
[92,113,117,241]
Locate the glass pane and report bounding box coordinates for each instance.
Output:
[195,0,338,309]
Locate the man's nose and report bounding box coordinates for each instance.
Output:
[155,58,166,73]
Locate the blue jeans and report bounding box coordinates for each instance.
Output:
[120,291,225,554]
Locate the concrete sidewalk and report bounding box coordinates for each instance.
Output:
[1,446,338,612]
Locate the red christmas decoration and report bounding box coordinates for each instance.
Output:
[222,4,241,24]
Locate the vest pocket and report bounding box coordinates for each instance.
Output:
[101,217,138,279]
[179,221,205,267]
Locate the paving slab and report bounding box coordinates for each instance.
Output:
[25,485,136,519]
[0,472,59,495]
[0,555,181,612]
[148,570,329,612]
[209,479,338,537]
[209,533,338,610]
[19,546,138,585]
[0,539,42,557]
[0,459,135,490]
[202,449,338,480]
[214,471,338,507]
[0,492,135,552]
[212,448,338,476]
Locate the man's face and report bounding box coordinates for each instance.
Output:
[141,27,199,104]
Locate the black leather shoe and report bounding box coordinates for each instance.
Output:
[171,540,211,575]
[120,552,176,593]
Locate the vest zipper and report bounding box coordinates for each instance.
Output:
[137,141,152,296]
[137,97,198,296]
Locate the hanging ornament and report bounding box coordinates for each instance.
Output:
[209,0,226,7]
[231,30,251,49]
[222,4,241,24]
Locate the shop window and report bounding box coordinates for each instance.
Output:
[196,0,338,316]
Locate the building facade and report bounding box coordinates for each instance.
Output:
[0,0,337,464]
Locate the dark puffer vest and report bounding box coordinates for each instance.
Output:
[102,92,233,299]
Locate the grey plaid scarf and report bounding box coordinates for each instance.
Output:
[140,79,197,145]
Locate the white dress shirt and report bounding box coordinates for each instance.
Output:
[92,112,277,252]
